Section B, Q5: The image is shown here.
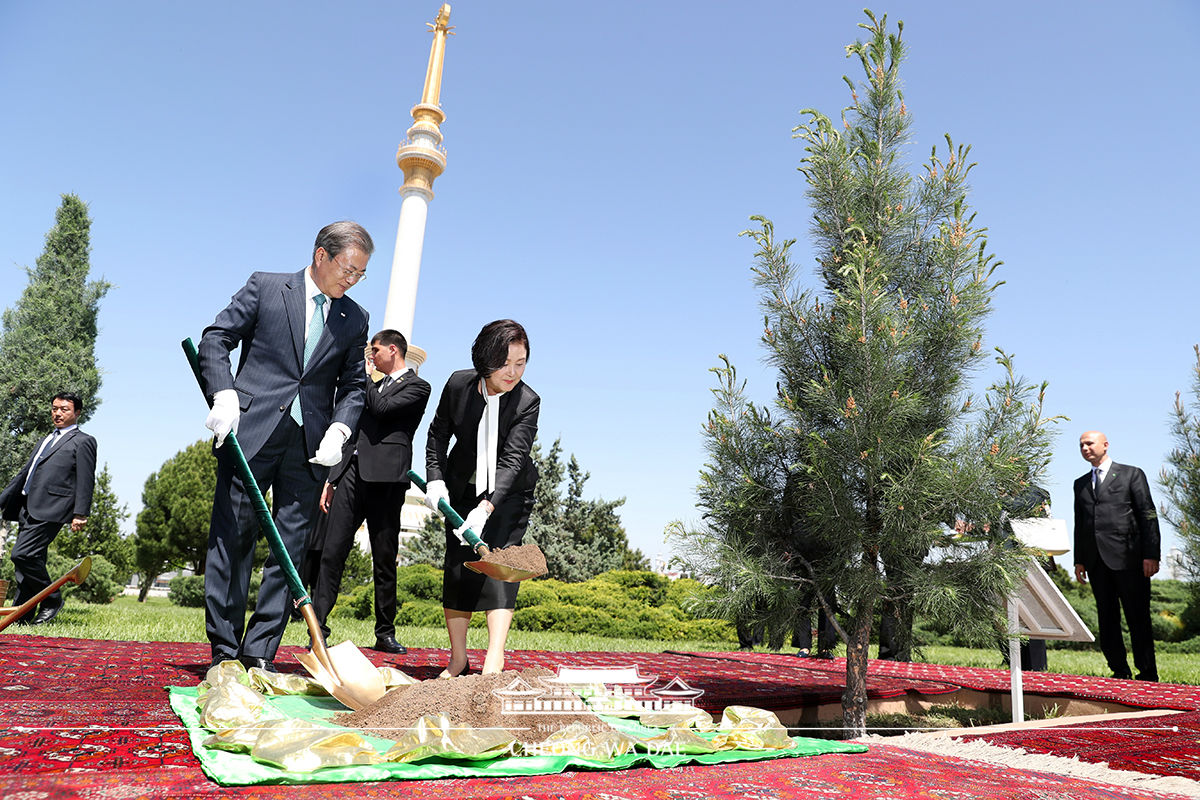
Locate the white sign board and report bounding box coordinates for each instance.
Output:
[1013,555,1093,643]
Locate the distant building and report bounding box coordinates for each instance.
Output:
[650,553,690,580]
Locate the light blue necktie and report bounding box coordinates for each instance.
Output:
[23,430,61,494]
[290,294,326,425]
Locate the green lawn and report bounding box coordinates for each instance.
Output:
[9,595,1200,686]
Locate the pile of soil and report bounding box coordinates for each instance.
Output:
[335,668,608,744]
[478,543,548,578]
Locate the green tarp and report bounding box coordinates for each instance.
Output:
[168,687,867,786]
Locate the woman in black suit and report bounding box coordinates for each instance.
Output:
[424,320,539,676]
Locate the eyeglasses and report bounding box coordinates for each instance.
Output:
[336,264,367,284]
[329,255,367,284]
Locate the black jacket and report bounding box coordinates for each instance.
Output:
[331,370,430,485]
[0,428,97,524]
[1073,461,1160,571]
[425,369,539,509]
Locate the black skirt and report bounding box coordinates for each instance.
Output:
[442,485,535,611]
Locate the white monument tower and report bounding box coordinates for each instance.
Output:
[382,3,454,369]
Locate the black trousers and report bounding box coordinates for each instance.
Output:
[10,506,67,621]
[311,456,407,640]
[204,416,323,662]
[1088,559,1156,681]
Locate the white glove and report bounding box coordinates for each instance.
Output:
[453,504,491,547]
[205,389,240,447]
[423,479,449,512]
[308,425,347,467]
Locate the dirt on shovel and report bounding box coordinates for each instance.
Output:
[473,543,548,579]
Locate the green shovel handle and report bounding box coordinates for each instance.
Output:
[181,337,311,607]
[407,470,488,553]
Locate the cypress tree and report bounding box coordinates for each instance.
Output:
[0,194,110,481]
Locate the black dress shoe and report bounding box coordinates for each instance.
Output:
[32,605,62,625]
[209,656,238,671]
[372,635,407,654]
[239,656,277,673]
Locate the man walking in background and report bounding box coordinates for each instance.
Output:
[198,221,371,672]
[0,392,96,625]
[1074,431,1160,681]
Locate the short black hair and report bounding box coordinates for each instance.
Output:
[371,329,408,359]
[471,319,529,377]
[53,391,83,414]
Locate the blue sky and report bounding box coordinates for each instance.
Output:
[2,1,1198,573]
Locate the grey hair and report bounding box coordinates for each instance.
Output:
[313,221,375,260]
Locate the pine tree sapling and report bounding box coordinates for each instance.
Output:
[1161,344,1200,586]
[675,10,1058,737]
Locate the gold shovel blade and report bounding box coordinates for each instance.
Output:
[464,560,540,582]
[297,641,388,711]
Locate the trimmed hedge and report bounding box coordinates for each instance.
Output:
[317,565,735,643]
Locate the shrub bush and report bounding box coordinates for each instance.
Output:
[395,564,443,602]
[73,554,125,604]
[1153,609,1186,642]
[515,579,560,609]
[1,549,115,605]
[594,570,668,607]
[1159,634,1200,654]
[555,581,639,617]
[332,584,374,620]
[609,606,681,639]
[678,618,736,642]
[169,574,205,607]
[397,600,445,628]
[666,578,716,613]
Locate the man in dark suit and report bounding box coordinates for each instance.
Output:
[0,392,96,625]
[1074,430,1160,681]
[310,329,430,654]
[198,221,371,672]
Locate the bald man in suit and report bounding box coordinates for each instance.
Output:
[1074,431,1160,681]
[198,221,371,672]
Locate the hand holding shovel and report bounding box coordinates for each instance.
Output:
[181,338,385,711]
[409,470,544,582]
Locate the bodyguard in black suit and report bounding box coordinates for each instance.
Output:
[198,222,371,671]
[0,392,96,625]
[311,329,430,653]
[1073,431,1160,681]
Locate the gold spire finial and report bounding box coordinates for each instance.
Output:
[397,4,452,199]
[420,4,454,107]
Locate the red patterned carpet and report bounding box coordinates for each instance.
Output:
[956,710,1200,782]
[696,649,1200,711]
[0,636,1196,799]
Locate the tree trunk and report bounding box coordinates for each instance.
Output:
[137,572,153,602]
[841,599,876,738]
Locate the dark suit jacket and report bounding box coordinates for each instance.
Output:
[0,428,97,524]
[425,369,539,509]
[1074,461,1161,571]
[197,269,369,461]
[330,371,431,485]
